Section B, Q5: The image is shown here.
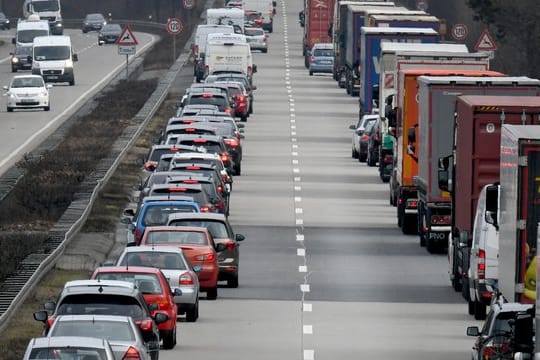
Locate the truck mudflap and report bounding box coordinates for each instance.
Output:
[398,195,418,235]
[425,228,450,254]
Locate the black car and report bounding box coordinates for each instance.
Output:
[0,12,10,30]
[82,13,106,33]
[366,118,381,167]
[11,45,33,72]
[98,23,122,45]
[205,73,256,113]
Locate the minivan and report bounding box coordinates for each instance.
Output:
[31,35,77,85]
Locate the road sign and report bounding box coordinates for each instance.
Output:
[475,29,497,51]
[451,23,468,41]
[183,0,195,10]
[118,45,136,55]
[117,25,138,46]
[416,0,428,11]
[166,18,183,35]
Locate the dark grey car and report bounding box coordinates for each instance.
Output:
[98,23,122,45]
[82,13,106,33]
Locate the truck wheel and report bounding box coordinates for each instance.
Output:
[397,205,403,228]
[206,287,218,300]
[473,301,487,320]
[402,215,417,235]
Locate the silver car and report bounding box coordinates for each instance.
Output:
[245,27,267,53]
[23,336,115,360]
[48,315,150,360]
[116,246,201,322]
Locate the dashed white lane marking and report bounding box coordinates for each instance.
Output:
[297,248,306,256]
[300,284,310,292]
[296,219,304,225]
[303,325,313,334]
[304,349,315,360]
[294,186,302,191]
[303,303,313,312]
[294,176,301,181]
[295,208,303,214]
[294,196,302,202]
[293,168,300,173]
[291,131,297,136]
[292,152,298,156]
[299,265,308,273]
[296,234,305,241]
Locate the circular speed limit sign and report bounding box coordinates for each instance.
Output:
[183,0,195,10]
[166,18,183,35]
[451,23,468,41]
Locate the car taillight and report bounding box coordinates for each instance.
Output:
[201,206,210,212]
[47,317,55,329]
[383,155,393,164]
[155,297,170,310]
[217,185,224,194]
[225,108,233,115]
[122,346,142,360]
[168,187,187,192]
[135,228,143,245]
[186,166,201,170]
[247,66,252,74]
[482,342,509,359]
[224,241,236,250]
[193,138,207,143]
[221,173,228,182]
[309,56,315,63]
[196,253,216,261]
[220,152,230,162]
[361,135,370,141]
[430,215,451,225]
[224,138,239,147]
[255,18,263,25]
[144,161,157,171]
[183,179,199,184]
[180,272,195,285]
[182,119,196,124]
[478,249,486,279]
[194,45,199,56]
[139,319,153,331]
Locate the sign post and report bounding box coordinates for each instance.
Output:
[166,18,183,62]
[117,25,138,80]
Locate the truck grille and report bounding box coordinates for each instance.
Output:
[43,70,62,75]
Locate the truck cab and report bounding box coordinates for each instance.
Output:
[23,0,63,35]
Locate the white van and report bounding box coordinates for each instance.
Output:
[206,8,245,34]
[31,35,78,85]
[12,16,50,47]
[467,183,499,320]
[205,33,253,80]
[206,32,247,44]
[194,25,234,82]
[243,0,275,32]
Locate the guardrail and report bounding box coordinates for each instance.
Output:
[0,7,202,334]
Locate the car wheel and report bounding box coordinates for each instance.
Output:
[44,105,50,111]
[249,103,253,114]
[309,70,313,76]
[452,272,462,292]
[367,152,376,167]
[11,67,17,73]
[185,299,199,322]
[7,107,13,112]
[234,162,241,176]
[358,153,367,163]
[240,115,247,122]
[162,328,176,349]
[426,238,438,253]
[206,287,218,300]
[351,147,358,159]
[228,276,239,288]
[262,48,268,53]
[473,300,487,320]
[151,348,159,360]
[468,299,475,315]
[69,78,75,86]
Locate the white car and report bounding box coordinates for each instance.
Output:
[245,27,267,53]
[4,75,51,112]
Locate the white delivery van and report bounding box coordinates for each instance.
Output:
[31,35,78,85]
[204,40,254,82]
[194,25,234,82]
[206,8,245,34]
[23,0,63,35]
[243,0,275,32]
[12,15,50,47]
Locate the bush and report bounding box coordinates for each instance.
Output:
[0,232,48,282]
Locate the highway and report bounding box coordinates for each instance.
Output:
[157,1,483,359]
[0,28,156,175]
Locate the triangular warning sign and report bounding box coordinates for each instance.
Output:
[474,29,497,51]
[117,25,138,46]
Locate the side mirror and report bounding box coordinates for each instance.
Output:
[9,52,14,56]
[33,310,48,322]
[466,326,480,337]
[235,234,245,241]
[123,208,136,217]
[438,169,449,192]
[126,242,137,247]
[349,124,356,130]
[407,127,416,143]
[44,301,56,311]
[173,288,182,296]
[72,53,78,62]
[2,86,8,91]
[99,40,104,46]
[438,156,450,171]
[253,65,258,73]
[154,312,169,324]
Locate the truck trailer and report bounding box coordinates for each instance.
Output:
[302,0,336,68]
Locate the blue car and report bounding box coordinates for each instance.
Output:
[308,43,333,76]
[124,200,201,245]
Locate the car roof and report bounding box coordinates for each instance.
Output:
[54,314,133,323]
[94,266,164,275]
[144,225,209,234]
[168,212,227,222]
[64,279,135,290]
[312,43,333,49]
[173,152,220,159]
[143,199,199,206]
[29,336,110,348]
[12,75,44,81]
[150,183,204,191]
[141,195,197,203]
[125,246,186,255]
[175,134,223,142]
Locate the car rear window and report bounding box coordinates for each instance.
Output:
[177,141,223,154]
[189,95,227,111]
[94,273,163,295]
[50,319,135,341]
[146,230,207,245]
[245,28,264,36]
[313,48,333,57]
[170,219,229,238]
[57,294,144,320]
[30,348,107,360]
[143,204,199,226]
[119,252,187,270]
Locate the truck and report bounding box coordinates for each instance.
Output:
[412,77,540,260]
[243,0,275,32]
[358,27,438,114]
[23,0,63,35]
[301,0,336,68]
[206,8,245,34]
[331,1,395,83]
[367,13,440,32]
[193,25,234,82]
[438,96,540,319]
[392,70,501,236]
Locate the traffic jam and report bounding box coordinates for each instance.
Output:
[9,0,540,359]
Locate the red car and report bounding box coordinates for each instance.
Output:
[91,266,179,349]
[140,226,224,300]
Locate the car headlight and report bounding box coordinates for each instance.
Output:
[11,57,19,64]
[55,23,63,27]
[5,20,9,24]
[41,91,48,97]
[33,62,40,68]
[8,93,16,99]
[65,59,73,68]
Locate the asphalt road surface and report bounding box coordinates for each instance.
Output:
[159,1,484,360]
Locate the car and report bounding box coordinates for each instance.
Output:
[167,213,245,288]
[181,91,234,116]
[3,75,51,112]
[10,45,33,72]
[205,73,256,113]
[350,114,378,162]
[91,267,178,348]
[244,11,264,27]
[170,134,234,173]
[366,118,382,167]
[48,315,151,359]
[308,43,333,76]
[0,12,10,30]
[169,161,233,193]
[82,13,107,33]
[214,81,251,121]
[23,336,115,360]
[245,27,268,53]
[115,246,201,322]
[171,147,240,182]
[98,23,122,45]
[467,302,534,360]
[176,104,220,117]
[33,280,167,360]
[147,183,216,213]
[166,174,229,215]
[140,226,226,300]
[162,123,219,143]
[123,200,201,245]
[143,144,203,172]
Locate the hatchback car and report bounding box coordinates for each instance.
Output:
[215,81,250,121]
[166,174,228,215]
[182,91,234,116]
[23,336,115,360]
[10,45,33,72]
[82,13,107,33]
[48,315,151,359]
[4,75,51,112]
[245,27,268,53]
[350,114,378,162]
[171,135,234,173]
[147,183,215,212]
[244,11,264,27]
[115,246,201,322]
[168,213,245,288]
[309,43,333,76]
[205,73,255,113]
[140,226,226,300]
[366,118,382,167]
[98,23,122,45]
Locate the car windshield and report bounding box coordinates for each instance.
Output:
[17,30,49,43]
[143,204,199,226]
[313,48,333,57]
[34,45,70,61]
[146,230,207,245]
[363,119,377,132]
[95,273,163,295]
[29,347,107,360]
[87,14,105,21]
[31,0,60,12]
[50,319,135,341]
[119,252,187,270]
[0,13,6,20]
[170,220,229,238]
[11,77,44,88]
[15,46,33,56]
[56,294,144,320]
[103,24,121,32]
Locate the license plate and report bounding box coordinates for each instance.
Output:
[21,99,35,103]
[47,76,58,79]
[321,60,331,64]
